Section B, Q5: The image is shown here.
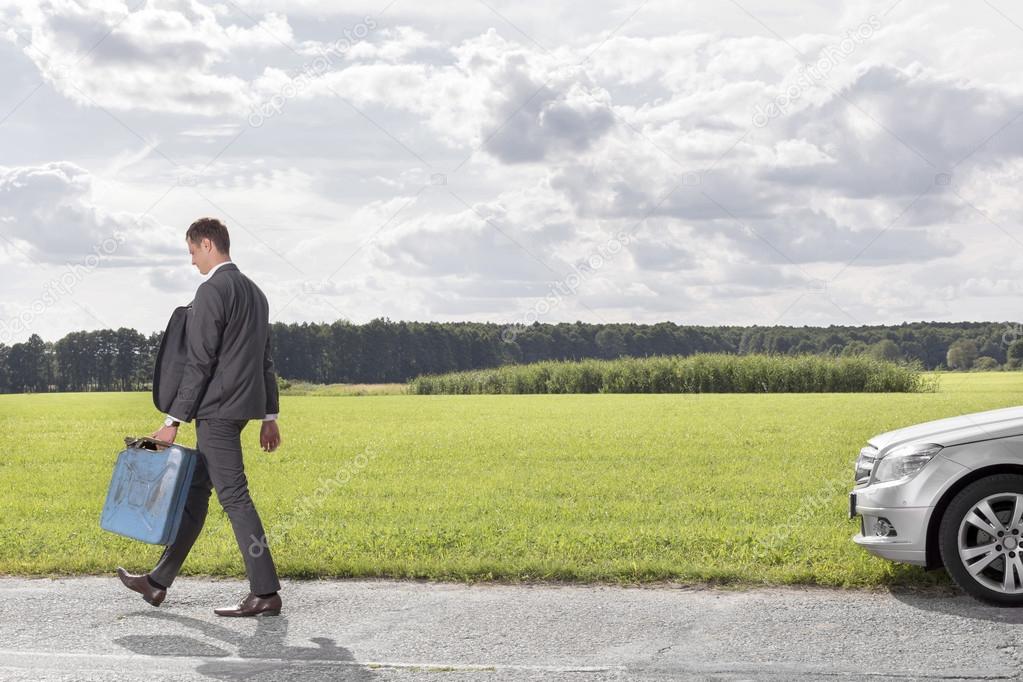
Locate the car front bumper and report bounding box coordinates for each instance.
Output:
[851,501,930,565]
[849,455,971,567]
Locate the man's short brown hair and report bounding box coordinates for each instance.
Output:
[186,217,231,254]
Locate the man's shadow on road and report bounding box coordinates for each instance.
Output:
[114,610,378,681]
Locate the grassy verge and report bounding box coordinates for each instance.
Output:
[408,353,930,395]
[0,371,1017,587]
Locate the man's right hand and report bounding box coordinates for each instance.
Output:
[260,420,281,452]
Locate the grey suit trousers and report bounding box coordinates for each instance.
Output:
[150,418,281,595]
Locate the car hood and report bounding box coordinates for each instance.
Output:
[870,405,1023,453]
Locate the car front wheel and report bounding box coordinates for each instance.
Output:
[939,474,1023,606]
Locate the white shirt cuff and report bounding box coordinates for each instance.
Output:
[165,414,185,424]
[263,413,279,421]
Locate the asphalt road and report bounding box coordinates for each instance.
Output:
[0,576,1021,681]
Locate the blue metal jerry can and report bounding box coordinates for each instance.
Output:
[100,436,198,545]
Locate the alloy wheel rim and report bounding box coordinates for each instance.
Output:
[958,492,1023,594]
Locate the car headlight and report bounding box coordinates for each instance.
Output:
[854,445,878,485]
[871,443,943,483]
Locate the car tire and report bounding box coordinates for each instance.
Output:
[939,474,1023,606]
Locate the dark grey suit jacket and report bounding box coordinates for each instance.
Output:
[155,262,280,423]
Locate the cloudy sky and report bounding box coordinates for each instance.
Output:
[2,0,1023,344]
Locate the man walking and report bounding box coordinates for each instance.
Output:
[117,217,284,617]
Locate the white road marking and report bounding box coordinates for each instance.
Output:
[0,650,1014,679]
[0,649,618,675]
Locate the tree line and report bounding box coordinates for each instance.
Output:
[1,319,1022,393]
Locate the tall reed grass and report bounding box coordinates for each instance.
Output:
[408,354,930,394]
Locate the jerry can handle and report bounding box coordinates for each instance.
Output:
[124,435,177,451]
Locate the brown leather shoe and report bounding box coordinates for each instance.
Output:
[213,592,282,617]
[116,566,166,607]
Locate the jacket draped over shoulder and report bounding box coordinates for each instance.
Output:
[152,262,280,422]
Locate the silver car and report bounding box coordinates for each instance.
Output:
[851,405,1023,605]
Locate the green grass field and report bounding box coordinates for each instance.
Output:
[280,381,407,396]
[1,371,1020,588]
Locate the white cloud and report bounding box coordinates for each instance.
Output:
[1,0,289,116]
[0,161,179,265]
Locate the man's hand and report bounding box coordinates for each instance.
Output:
[260,420,282,452]
[150,424,179,448]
